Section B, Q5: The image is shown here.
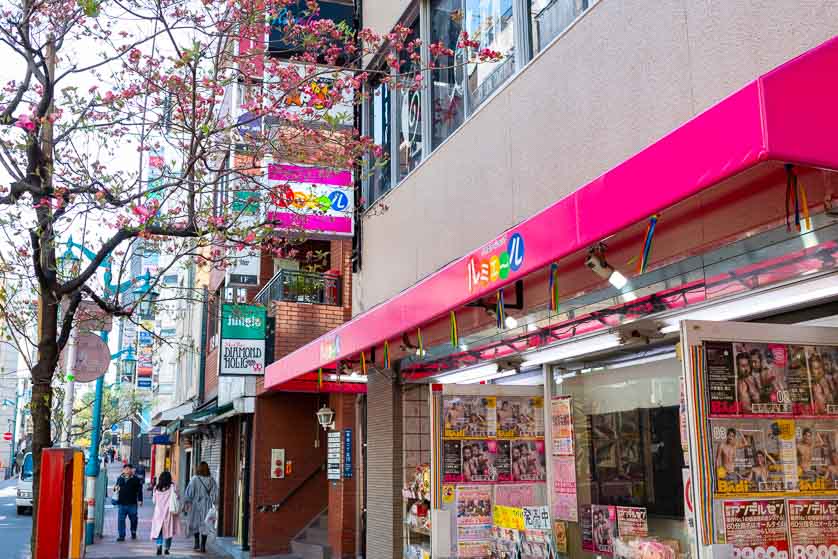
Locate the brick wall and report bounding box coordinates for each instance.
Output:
[366,370,403,559]
[250,392,328,556]
[402,385,431,484]
[204,346,218,401]
[328,392,357,559]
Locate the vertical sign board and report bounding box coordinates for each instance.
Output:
[136,320,155,390]
[327,431,342,480]
[343,428,352,479]
[226,189,261,288]
[220,304,267,376]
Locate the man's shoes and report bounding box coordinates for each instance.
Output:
[116,537,125,542]
[164,550,171,556]
[156,546,162,556]
[131,532,137,540]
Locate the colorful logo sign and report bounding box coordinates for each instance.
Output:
[267,164,354,238]
[467,232,525,293]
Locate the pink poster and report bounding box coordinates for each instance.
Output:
[494,484,536,508]
[552,456,578,522]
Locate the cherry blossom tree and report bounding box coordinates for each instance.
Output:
[0,0,499,548]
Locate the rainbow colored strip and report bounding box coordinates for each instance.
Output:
[317,368,323,390]
[689,345,714,543]
[417,328,424,356]
[382,340,391,369]
[360,351,367,375]
[548,262,559,312]
[496,288,506,329]
[637,214,658,274]
[449,311,459,348]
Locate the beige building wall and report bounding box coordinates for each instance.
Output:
[354,0,838,314]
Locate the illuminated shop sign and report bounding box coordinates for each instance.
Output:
[467,232,525,293]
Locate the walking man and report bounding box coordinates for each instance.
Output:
[114,463,144,541]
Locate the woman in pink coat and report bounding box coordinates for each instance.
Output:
[151,471,178,555]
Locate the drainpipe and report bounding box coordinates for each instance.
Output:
[198,287,208,404]
[241,415,252,552]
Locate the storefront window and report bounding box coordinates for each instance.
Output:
[431,0,466,149]
[396,19,424,180]
[530,0,591,54]
[554,357,690,558]
[365,77,392,203]
[463,0,517,112]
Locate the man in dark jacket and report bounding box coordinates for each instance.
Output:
[114,463,144,541]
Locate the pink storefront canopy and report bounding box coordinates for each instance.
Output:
[265,36,838,391]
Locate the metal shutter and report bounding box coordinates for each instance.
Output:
[201,432,222,482]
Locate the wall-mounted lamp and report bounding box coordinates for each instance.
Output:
[585,244,628,290]
[316,405,335,431]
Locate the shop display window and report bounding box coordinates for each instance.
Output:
[554,357,690,559]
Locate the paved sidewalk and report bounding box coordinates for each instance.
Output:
[86,464,226,559]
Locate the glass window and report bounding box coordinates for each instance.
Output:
[365,77,392,203]
[463,0,517,112]
[555,357,690,558]
[530,0,590,54]
[396,19,424,180]
[430,0,466,149]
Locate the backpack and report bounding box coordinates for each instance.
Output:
[168,489,181,515]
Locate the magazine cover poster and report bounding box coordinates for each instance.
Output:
[705,341,738,415]
[805,347,838,417]
[722,500,789,559]
[497,396,544,439]
[461,440,503,483]
[511,440,546,482]
[521,530,551,559]
[457,485,493,526]
[787,346,815,415]
[733,343,791,415]
[490,527,519,559]
[711,419,792,494]
[592,504,617,556]
[443,439,463,482]
[795,419,838,492]
[580,504,595,552]
[787,498,838,559]
[444,395,497,438]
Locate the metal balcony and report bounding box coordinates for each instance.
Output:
[254,269,342,308]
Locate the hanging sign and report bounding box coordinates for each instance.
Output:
[343,428,352,479]
[220,304,266,376]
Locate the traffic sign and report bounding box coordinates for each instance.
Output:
[111,424,119,433]
[3,432,12,441]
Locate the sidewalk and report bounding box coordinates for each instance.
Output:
[86,464,226,559]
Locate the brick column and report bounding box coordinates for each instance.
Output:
[328,392,357,558]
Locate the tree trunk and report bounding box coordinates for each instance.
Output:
[29,291,59,554]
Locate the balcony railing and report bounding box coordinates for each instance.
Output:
[254,269,341,308]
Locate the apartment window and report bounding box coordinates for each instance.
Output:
[396,18,424,180]
[430,0,466,149]
[530,0,592,53]
[463,0,517,112]
[364,76,392,203]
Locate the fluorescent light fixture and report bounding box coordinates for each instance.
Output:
[328,374,368,383]
[458,342,469,352]
[432,362,499,384]
[504,316,518,329]
[521,333,621,367]
[462,369,518,384]
[609,270,628,289]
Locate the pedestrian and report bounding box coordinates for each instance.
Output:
[151,471,179,556]
[114,463,144,541]
[183,461,218,553]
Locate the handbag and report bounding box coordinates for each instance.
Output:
[204,505,218,535]
[169,489,181,515]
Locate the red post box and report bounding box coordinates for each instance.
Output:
[35,448,77,559]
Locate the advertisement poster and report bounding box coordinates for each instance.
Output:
[521,530,551,558]
[462,440,503,483]
[497,396,544,439]
[787,498,838,558]
[458,524,492,541]
[493,440,513,482]
[706,341,737,415]
[494,484,536,508]
[722,500,789,559]
[493,505,525,531]
[551,396,574,456]
[592,504,617,556]
[444,396,497,438]
[457,541,492,558]
[457,486,493,525]
[511,440,546,482]
[444,440,463,482]
[581,504,594,552]
[491,526,520,559]
[732,342,791,415]
[616,506,648,538]
[711,418,797,494]
[552,456,578,522]
[523,506,550,531]
[804,347,838,416]
[787,346,816,415]
[554,521,568,554]
[794,420,838,491]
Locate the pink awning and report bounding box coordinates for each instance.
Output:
[265,36,838,391]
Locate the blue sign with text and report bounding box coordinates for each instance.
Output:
[343,428,352,479]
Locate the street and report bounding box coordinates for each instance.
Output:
[0,477,31,559]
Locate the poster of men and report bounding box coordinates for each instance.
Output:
[732,342,791,415]
[511,440,546,482]
[711,419,793,494]
[497,396,544,438]
[456,485,493,525]
[592,505,617,555]
[804,347,838,416]
[444,395,497,438]
[794,420,838,491]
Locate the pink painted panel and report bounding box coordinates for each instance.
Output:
[268,163,353,186]
[265,36,838,391]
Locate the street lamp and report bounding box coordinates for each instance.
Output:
[316,405,335,431]
[133,271,159,319]
[116,346,137,384]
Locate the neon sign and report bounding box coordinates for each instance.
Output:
[467,232,525,293]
